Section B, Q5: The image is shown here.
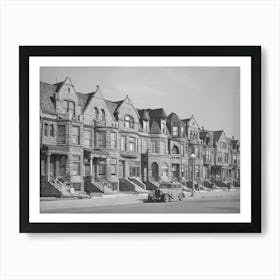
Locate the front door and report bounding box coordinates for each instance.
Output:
[119,161,125,179]
[50,155,55,177]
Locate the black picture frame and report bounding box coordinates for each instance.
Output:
[20,46,261,233]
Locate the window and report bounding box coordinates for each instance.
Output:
[143,120,149,132]
[72,155,80,176]
[94,107,99,119]
[128,137,136,152]
[101,109,106,121]
[161,120,166,134]
[220,141,227,149]
[181,126,184,137]
[44,123,48,136]
[84,129,91,147]
[224,153,229,163]
[218,152,222,162]
[111,159,117,175]
[124,115,134,129]
[172,145,179,154]
[120,136,126,151]
[98,160,106,177]
[57,125,65,144]
[62,100,75,117]
[50,124,54,137]
[111,132,117,148]
[151,140,156,153]
[205,149,212,161]
[97,131,106,148]
[172,126,178,136]
[72,126,80,144]
[68,87,70,93]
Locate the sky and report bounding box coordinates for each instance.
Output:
[40,66,240,139]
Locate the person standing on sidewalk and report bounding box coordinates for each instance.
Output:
[227,182,231,192]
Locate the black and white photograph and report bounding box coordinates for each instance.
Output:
[39,66,241,214]
[19,46,260,233]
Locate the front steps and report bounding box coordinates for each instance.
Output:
[119,178,148,192]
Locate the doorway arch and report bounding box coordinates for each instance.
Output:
[151,162,159,181]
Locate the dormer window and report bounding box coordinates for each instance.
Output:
[161,120,166,134]
[181,126,184,137]
[143,120,149,132]
[124,115,134,129]
[172,126,178,136]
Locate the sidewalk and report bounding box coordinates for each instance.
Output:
[40,189,240,211]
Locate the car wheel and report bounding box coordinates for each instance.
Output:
[163,194,169,203]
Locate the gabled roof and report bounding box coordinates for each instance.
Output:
[167,112,181,123]
[40,82,57,115]
[113,95,140,119]
[105,100,119,116]
[213,130,224,143]
[150,120,161,134]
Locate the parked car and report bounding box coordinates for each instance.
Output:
[148,183,184,202]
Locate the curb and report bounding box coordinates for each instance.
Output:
[91,193,149,199]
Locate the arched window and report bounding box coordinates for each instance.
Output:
[124,115,134,129]
[94,107,99,119]
[101,109,106,121]
[44,123,48,136]
[172,145,179,154]
[50,124,54,137]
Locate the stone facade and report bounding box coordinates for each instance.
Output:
[40,77,240,193]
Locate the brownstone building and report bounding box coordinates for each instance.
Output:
[40,77,240,195]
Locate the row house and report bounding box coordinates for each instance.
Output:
[40,77,240,194]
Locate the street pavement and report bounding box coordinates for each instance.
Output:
[40,190,240,213]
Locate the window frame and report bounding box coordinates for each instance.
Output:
[72,126,80,145]
[124,115,134,129]
[57,125,65,144]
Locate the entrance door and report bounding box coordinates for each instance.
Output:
[172,164,179,181]
[50,155,55,177]
[151,162,159,181]
[119,161,125,179]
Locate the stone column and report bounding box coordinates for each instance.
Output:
[90,154,93,177]
[106,158,111,181]
[46,152,51,181]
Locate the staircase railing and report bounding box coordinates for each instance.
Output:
[128,177,146,190]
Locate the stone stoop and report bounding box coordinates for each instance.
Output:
[119,178,148,192]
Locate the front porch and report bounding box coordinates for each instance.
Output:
[83,150,119,192]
